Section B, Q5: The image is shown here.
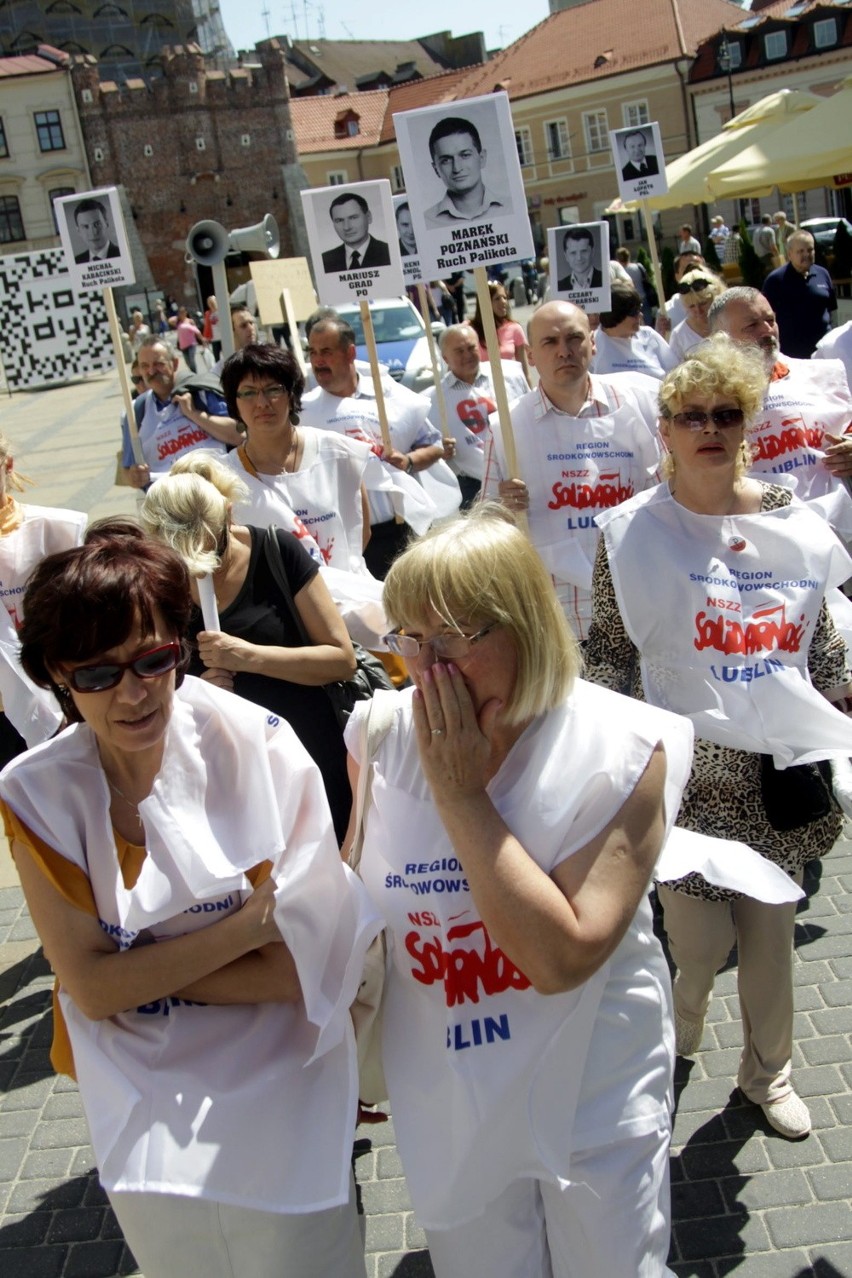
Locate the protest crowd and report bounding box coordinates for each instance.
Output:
[3,81,852,1278]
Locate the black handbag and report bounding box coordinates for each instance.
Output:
[759,754,835,832]
[263,527,393,727]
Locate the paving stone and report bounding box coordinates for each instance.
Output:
[0,1139,28,1181]
[376,1250,434,1278]
[45,1206,105,1243]
[6,1177,88,1214]
[671,1176,727,1219]
[809,1006,852,1034]
[720,1167,812,1210]
[817,1126,852,1163]
[764,1200,852,1248]
[673,1210,771,1261]
[29,1118,91,1151]
[0,1077,54,1111]
[818,978,852,1007]
[680,1138,771,1179]
[810,1241,852,1273]
[0,1209,51,1246]
[792,1065,846,1098]
[376,1145,404,1180]
[808,1163,852,1201]
[404,1212,427,1250]
[64,1240,127,1277]
[19,1148,75,1180]
[364,1211,405,1252]
[0,1110,38,1140]
[798,1035,852,1066]
[41,1093,84,1122]
[361,1177,413,1216]
[0,1245,67,1277]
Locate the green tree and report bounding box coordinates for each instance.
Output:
[703,236,722,273]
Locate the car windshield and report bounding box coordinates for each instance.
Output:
[340,305,424,345]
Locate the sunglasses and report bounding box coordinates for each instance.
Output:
[677,278,711,294]
[62,641,181,693]
[670,408,745,431]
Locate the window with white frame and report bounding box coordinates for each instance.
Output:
[544,119,570,161]
[391,164,405,192]
[583,110,609,154]
[720,39,742,69]
[514,126,534,167]
[764,31,787,60]
[622,101,649,129]
[327,170,348,185]
[814,18,837,48]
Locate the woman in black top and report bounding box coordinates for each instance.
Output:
[142,457,356,841]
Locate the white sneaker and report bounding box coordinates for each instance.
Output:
[759,1092,811,1139]
[675,1013,704,1057]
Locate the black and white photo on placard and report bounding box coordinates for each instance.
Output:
[55,187,134,292]
[301,180,404,307]
[610,122,669,202]
[393,193,424,287]
[393,93,534,280]
[548,221,611,313]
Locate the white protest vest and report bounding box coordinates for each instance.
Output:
[139,393,227,474]
[749,359,852,534]
[597,484,852,766]
[489,395,659,590]
[0,678,382,1212]
[0,504,86,745]
[346,682,692,1229]
[221,444,389,649]
[300,384,453,529]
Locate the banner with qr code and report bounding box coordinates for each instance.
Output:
[0,249,112,389]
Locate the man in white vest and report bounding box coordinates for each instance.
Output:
[423,325,528,508]
[708,288,852,535]
[120,337,241,489]
[482,300,661,639]
[301,315,458,578]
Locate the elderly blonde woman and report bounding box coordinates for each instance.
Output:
[142,456,356,842]
[667,269,726,363]
[587,335,852,1141]
[345,504,694,1276]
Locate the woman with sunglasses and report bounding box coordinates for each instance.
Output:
[587,336,852,1141]
[0,520,379,1278]
[345,504,694,1276]
[591,281,679,381]
[668,270,726,363]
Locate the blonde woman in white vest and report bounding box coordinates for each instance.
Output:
[345,505,694,1277]
[587,335,852,1141]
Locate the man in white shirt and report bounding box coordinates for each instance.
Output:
[708,287,852,532]
[483,301,661,638]
[423,325,527,507]
[301,316,457,577]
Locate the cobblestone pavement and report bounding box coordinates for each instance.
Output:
[1,368,852,1275]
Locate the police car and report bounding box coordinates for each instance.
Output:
[336,298,445,393]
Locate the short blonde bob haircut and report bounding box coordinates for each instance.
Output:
[678,268,726,306]
[383,503,580,726]
[140,451,249,577]
[658,334,767,480]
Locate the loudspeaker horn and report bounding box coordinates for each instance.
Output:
[186,219,229,266]
[228,213,280,259]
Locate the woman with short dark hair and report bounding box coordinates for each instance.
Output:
[592,281,678,380]
[0,518,378,1278]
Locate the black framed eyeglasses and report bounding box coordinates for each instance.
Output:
[63,641,181,693]
[670,408,745,431]
[383,622,497,661]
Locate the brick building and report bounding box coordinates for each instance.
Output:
[70,38,309,302]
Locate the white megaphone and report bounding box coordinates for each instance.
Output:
[185,219,229,266]
[228,213,280,259]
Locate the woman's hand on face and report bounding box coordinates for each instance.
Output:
[237,876,283,948]
[412,663,502,801]
[197,630,253,672]
[200,666,235,692]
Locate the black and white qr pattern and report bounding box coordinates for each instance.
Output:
[1,249,112,390]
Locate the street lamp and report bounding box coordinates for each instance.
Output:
[718,30,737,122]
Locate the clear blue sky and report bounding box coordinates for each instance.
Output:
[218,1,549,58]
